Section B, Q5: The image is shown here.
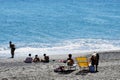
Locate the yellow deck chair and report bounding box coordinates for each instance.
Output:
[75,57,89,70]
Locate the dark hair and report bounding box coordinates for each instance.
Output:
[35,55,38,57]
[9,41,12,43]
[43,54,46,56]
[29,54,31,56]
[68,54,72,58]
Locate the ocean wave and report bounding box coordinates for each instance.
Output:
[0,39,120,58]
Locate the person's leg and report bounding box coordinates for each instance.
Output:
[11,49,14,58]
[96,65,98,72]
[11,53,14,58]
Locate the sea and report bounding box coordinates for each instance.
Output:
[0,0,120,58]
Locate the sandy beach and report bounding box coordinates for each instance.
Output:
[0,0,120,80]
[0,50,120,80]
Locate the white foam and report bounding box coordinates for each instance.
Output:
[0,39,120,58]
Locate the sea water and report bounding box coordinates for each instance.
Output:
[0,0,120,58]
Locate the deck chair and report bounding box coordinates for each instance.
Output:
[75,56,89,70]
[67,64,77,70]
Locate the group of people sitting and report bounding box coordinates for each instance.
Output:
[24,54,49,63]
[24,52,99,72]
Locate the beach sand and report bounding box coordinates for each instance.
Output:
[0,50,120,80]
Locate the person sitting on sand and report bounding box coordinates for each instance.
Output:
[33,55,40,62]
[41,54,49,63]
[24,54,33,63]
[66,54,74,66]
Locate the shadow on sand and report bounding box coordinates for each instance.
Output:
[55,70,75,74]
[75,70,89,76]
[75,70,98,76]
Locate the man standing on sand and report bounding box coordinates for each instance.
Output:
[9,41,16,58]
[92,52,99,72]
[95,53,99,72]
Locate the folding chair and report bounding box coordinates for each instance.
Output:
[67,64,77,70]
[75,56,89,70]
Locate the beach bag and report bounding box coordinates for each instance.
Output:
[89,66,95,72]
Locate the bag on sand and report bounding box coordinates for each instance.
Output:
[89,66,95,72]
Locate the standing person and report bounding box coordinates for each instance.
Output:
[95,53,99,72]
[9,41,16,58]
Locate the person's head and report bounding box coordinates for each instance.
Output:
[96,53,99,56]
[29,54,31,56]
[35,55,38,58]
[9,41,12,44]
[43,54,46,56]
[68,54,72,58]
[91,55,95,59]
